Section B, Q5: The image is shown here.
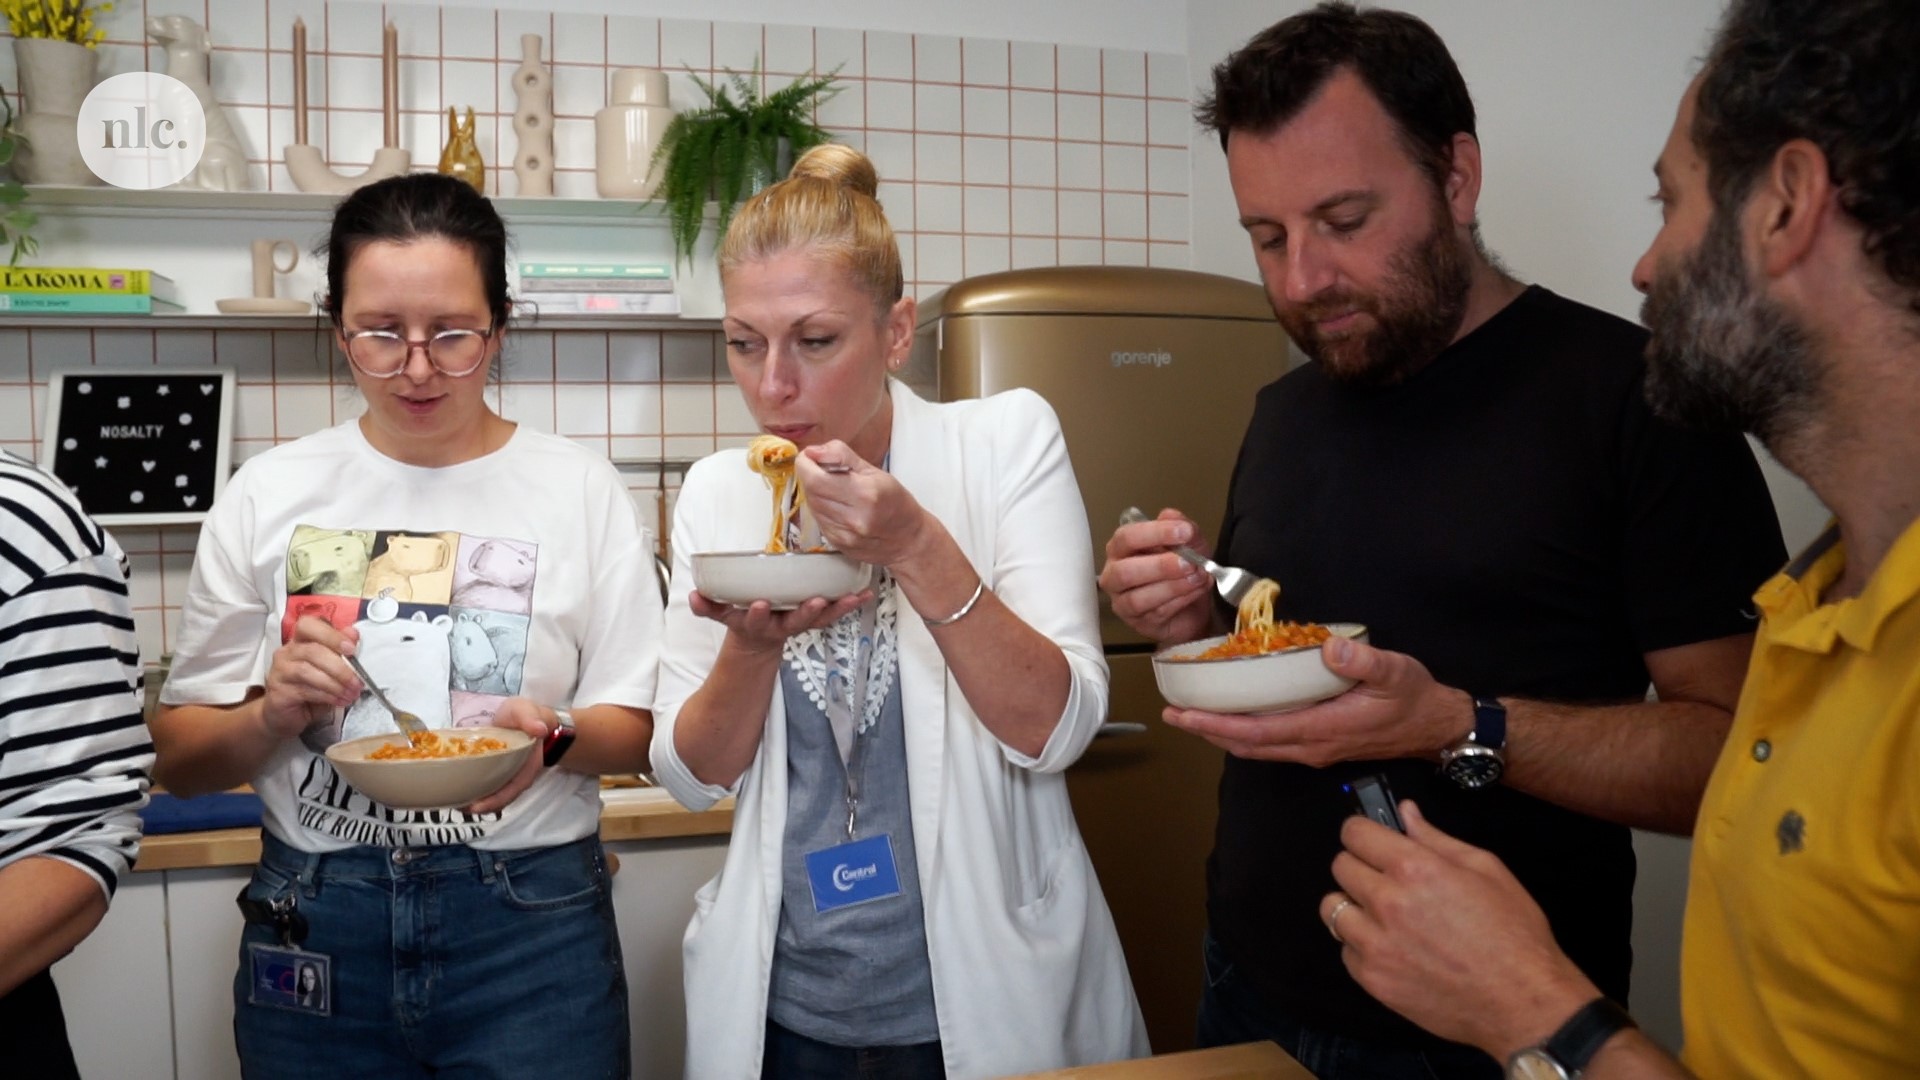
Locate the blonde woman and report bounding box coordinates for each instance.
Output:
[652,144,1148,1078]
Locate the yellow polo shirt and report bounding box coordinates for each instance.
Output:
[1680,518,1920,1078]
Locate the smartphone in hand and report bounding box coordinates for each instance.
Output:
[1344,773,1406,833]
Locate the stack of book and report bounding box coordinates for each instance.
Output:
[0,267,184,314]
[516,262,680,316]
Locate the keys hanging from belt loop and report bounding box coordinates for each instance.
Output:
[236,888,310,948]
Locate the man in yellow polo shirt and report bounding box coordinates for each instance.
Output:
[1678,524,1920,1076]
[1300,0,1920,1076]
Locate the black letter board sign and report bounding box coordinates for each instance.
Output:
[40,368,236,525]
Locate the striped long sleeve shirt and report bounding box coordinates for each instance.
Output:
[0,451,153,898]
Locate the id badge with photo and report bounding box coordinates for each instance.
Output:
[247,942,332,1016]
[804,833,903,913]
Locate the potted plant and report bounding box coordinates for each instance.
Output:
[2,0,113,186]
[0,89,39,264]
[647,64,841,265]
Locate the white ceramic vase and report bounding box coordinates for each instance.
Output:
[12,38,103,186]
[595,68,674,199]
[511,34,554,197]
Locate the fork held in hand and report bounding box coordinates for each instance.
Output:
[1119,506,1269,609]
[342,652,428,743]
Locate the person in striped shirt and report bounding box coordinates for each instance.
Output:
[0,450,155,1079]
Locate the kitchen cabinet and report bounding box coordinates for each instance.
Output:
[48,874,174,1080]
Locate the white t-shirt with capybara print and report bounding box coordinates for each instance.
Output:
[162,420,662,851]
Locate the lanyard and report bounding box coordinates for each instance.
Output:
[838,596,880,839]
[843,711,871,841]
[791,448,889,841]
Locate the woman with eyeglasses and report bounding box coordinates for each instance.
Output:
[152,173,659,1078]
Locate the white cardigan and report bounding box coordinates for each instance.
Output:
[652,380,1149,1079]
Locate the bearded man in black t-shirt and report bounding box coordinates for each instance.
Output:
[1097,5,1786,1078]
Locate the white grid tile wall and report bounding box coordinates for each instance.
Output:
[0,325,724,661]
[0,0,1195,661]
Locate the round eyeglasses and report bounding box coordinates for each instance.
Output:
[342,326,495,378]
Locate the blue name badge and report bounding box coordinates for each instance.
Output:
[805,833,903,913]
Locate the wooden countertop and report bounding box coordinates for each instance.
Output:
[134,790,733,872]
[1010,1042,1312,1079]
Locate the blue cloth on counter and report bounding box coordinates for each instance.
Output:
[139,792,264,834]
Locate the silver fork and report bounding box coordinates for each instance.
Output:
[1119,506,1270,609]
[342,652,428,743]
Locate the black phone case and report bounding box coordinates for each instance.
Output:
[1345,773,1406,833]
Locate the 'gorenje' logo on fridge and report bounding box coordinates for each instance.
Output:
[832,862,879,892]
[1111,349,1173,368]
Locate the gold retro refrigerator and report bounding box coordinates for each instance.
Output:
[909,266,1289,1052]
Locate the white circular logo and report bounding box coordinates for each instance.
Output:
[77,73,206,189]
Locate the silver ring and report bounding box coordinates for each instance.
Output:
[1327,897,1355,944]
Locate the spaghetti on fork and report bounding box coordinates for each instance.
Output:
[1193,578,1332,659]
[747,434,803,554]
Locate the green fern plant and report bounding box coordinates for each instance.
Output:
[646,63,841,266]
[0,87,37,265]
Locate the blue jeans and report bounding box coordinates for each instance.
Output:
[762,1018,945,1080]
[1196,932,1500,1080]
[233,831,628,1079]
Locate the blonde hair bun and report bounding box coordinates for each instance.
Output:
[720,141,903,307]
[788,144,880,199]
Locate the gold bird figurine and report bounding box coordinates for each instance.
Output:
[438,107,485,193]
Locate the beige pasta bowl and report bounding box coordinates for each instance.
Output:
[1152,623,1370,715]
[691,550,875,611]
[323,727,536,809]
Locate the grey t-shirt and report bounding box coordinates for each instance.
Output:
[766,661,939,1047]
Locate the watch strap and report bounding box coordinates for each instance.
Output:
[1544,997,1636,1074]
[541,707,578,767]
[1470,695,1507,751]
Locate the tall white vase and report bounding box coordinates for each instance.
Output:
[511,34,553,197]
[595,68,674,199]
[12,38,103,186]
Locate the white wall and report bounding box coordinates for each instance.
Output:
[431,0,1187,54]
[1182,0,1830,1053]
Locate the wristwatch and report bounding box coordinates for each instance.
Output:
[1440,695,1506,789]
[541,707,578,767]
[1507,997,1636,1079]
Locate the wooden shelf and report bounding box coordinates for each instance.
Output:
[0,312,720,332]
[23,184,692,230]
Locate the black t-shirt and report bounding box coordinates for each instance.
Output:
[1209,286,1787,1048]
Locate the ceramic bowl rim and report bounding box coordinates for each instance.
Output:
[323,725,536,766]
[1151,622,1369,666]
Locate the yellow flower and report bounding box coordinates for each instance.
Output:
[2,0,113,46]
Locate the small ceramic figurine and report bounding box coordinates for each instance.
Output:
[438,107,485,194]
[147,15,251,190]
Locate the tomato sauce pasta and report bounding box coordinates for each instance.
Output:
[368,730,509,760]
[1194,577,1332,659]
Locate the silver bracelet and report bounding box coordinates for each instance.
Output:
[923,579,986,627]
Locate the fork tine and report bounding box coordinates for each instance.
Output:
[1219,568,1260,608]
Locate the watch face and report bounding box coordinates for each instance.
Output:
[1507,1050,1569,1080]
[1445,745,1505,789]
